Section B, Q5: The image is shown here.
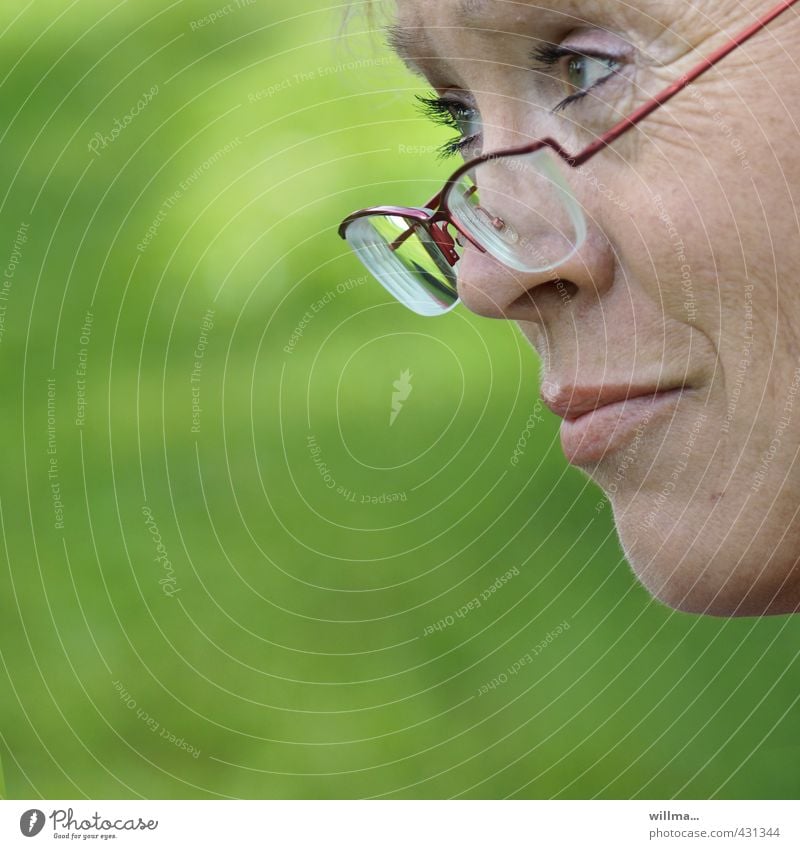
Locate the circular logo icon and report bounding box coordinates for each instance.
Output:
[19,809,45,837]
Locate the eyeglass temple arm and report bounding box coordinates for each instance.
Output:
[572,0,800,166]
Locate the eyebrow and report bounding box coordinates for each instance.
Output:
[457,0,488,26]
[385,0,524,72]
[385,22,428,72]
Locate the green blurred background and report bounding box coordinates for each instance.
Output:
[0,0,798,800]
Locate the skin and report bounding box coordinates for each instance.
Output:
[387,0,800,615]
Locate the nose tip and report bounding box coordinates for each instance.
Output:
[456,248,540,317]
[455,225,615,320]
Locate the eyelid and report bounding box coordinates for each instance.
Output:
[555,63,619,112]
[531,42,627,112]
[531,43,627,72]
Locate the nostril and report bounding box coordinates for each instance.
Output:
[507,277,576,314]
[552,278,577,301]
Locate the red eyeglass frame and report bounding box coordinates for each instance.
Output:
[338,0,800,267]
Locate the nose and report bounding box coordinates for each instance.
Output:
[453,138,619,319]
[456,214,616,320]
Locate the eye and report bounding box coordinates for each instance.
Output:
[416,94,482,158]
[532,44,622,112]
[566,55,619,95]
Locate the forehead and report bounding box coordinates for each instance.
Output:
[393,0,709,29]
[390,0,726,63]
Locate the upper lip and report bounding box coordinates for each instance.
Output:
[540,381,684,421]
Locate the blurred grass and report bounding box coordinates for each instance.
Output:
[0,0,798,800]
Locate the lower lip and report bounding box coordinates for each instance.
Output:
[560,389,684,465]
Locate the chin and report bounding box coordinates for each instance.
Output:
[614,512,800,617]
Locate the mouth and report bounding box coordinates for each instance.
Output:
[541,384,687,465]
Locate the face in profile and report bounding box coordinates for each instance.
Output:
[345,0,800,616]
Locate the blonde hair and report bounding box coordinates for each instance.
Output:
[344,0,384,28]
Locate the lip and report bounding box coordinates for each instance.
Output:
[541,384,686,465]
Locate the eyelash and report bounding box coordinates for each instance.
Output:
[416,94,480,158]
[417,46,622,158]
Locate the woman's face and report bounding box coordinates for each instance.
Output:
[390,0,800,615]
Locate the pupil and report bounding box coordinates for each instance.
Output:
[567,57,584,88]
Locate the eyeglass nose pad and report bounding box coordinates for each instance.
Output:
[478,207,518,243]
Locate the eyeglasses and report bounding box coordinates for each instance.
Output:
[338,0,800,316]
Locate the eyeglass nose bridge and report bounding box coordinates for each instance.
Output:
[386,212,487,269]
[427,221,459,266]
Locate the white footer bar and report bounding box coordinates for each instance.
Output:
[1,800,796,848]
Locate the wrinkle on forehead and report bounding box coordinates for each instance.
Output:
[387,0,597,78]
[388,0,741,72]
[389,0,608,61]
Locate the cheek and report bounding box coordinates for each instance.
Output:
[594,150,762,345]
[617,102,800,330]
[593,128,800,612]
[651,124,800,409]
